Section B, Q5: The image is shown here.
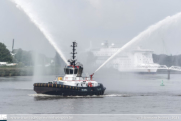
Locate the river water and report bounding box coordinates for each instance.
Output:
[1,74,181,114]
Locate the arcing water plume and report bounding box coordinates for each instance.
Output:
[11,0,68,65]
[94,12,181,73]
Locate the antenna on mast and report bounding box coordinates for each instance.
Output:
[68,41,77,66]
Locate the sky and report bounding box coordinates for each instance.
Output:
[1,0,181,58]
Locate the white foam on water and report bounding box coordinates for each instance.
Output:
[28,94,104,98]
[29,94,130,98]
[104,94,130,97]
[29,94,59,97]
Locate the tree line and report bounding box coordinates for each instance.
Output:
[0,42,12,62]
[0,42,65,67]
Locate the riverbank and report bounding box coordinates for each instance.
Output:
[0,66,63,76]
[0,67,33,76]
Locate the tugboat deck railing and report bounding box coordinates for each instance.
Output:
[55,76,94,81]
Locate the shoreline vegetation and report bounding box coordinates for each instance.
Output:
[0,67,33,76]
[0,42,65,77]
[0,66,63,77]
[0,41,181,77]
[1,53,181,77]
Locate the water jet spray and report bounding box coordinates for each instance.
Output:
[11,0,68,65]
[93,12,181,74]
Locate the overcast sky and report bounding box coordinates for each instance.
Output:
[1,0,181,58]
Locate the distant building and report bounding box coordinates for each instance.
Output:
[0,62,17,66]
[6,63,17,66]
[0,62,7,66]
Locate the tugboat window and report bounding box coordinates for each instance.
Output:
[74,69,78,74]
[66,69,69,74]
[70,69,73,74]
[77,68,83,77]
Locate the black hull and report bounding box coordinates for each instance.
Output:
[33,83,106,96]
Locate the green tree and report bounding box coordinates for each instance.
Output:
[0,42,12,62]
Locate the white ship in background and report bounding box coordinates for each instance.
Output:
[91,41,160,73]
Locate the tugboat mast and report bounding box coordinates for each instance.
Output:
[70,41,77,66]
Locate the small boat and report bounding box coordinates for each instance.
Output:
[33,41,106,96]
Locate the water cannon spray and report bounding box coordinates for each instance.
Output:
[93,12,181,74]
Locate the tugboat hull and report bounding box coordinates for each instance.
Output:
[34,83,106,96]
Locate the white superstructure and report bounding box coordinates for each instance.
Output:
[52,41,99,87]
[91,42,160,73]
[52,66,99,87]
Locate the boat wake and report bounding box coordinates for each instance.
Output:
[29,94,130,98]
[104,94,130,97]
[29,94,59,97]
[28,94,104,98]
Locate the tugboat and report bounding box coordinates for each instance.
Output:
[33,41,106,96]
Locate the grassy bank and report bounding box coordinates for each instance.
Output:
[0,66,63,77]
[0,67,33,76]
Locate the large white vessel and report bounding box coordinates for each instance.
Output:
[91,41,160,73]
